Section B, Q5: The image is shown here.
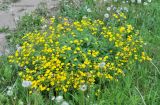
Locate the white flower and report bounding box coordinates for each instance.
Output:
[104,13,109,18]
[7,86,13,96]
[55,96,63,103]
[113,7,116,11]
[122,1,125,3]
[7,86,12,90]
[14,97,16,100]
[80,84,87,91]
[51,96,55,101]
[104,0,111,3]
[143,2,148,5]
[16,44,22,52]
[41,25,47,29]
[131,0,135,3]
[137,0,142,4]
[7,90,13,96]
[148,0,151,2]
[107,7,111,11]
[18,100,24,105]
[82,15,87,19]
[61,101,69,105]
[87,8,92,12]
[144,43,147,45]
[120,7,123,11]
[24,66,27,69]
[123,7,128,12]
[99,62,106,68]
[116,10,120,14]
[22,80,32,87]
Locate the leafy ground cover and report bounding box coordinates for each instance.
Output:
[0,0,160,105]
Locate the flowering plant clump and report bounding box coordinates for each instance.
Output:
[8,14,151,92]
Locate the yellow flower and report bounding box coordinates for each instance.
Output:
[8,16,150,93]
[119,27,125,33]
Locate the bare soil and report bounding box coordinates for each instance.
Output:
[0,0,59,54]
